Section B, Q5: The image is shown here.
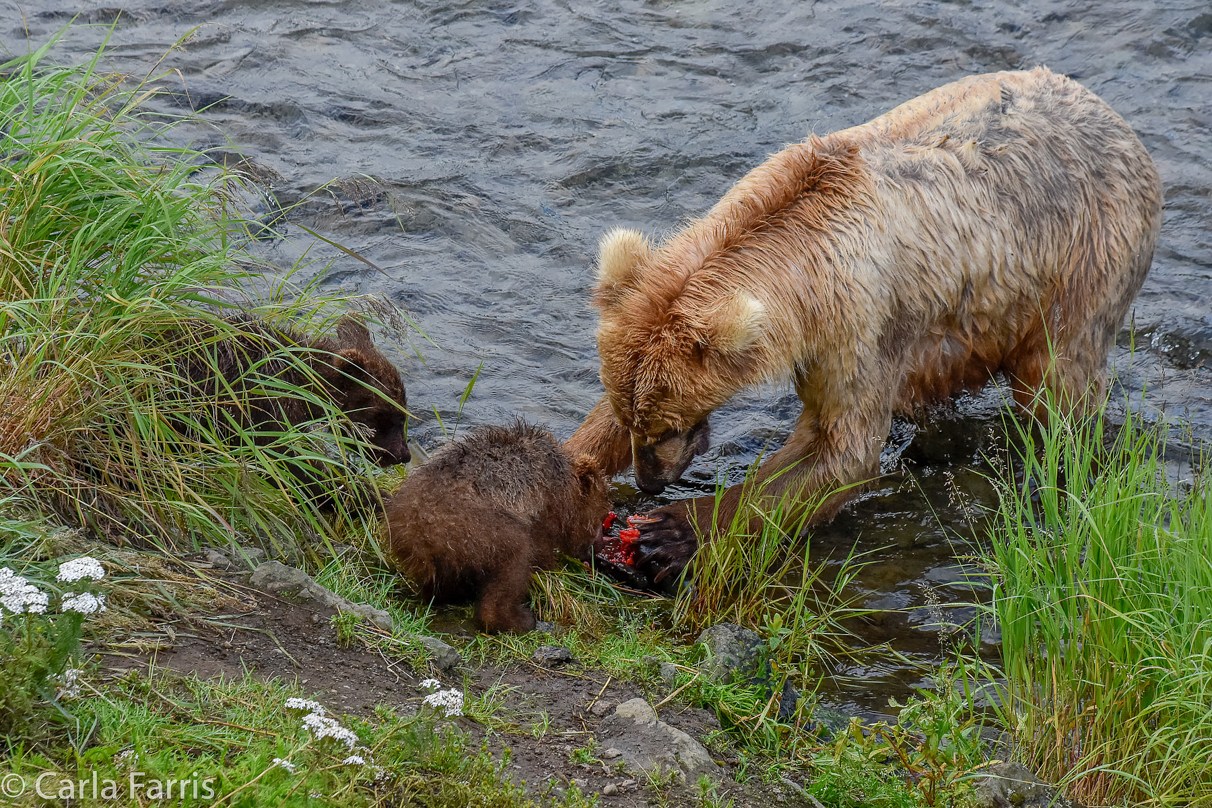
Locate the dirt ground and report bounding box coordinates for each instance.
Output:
[97,567,779,808]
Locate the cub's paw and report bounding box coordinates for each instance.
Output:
[634,505,699,589]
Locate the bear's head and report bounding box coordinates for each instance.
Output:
[328,316,411,467]
[592,228,767,494]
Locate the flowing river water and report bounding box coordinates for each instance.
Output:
[5,0,1210,717]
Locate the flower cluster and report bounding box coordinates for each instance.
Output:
[419,678,442,691]
[272,757,296,774]
[285,696,361,751]
[284,698,326,715]
[0,568,48,615]
[60,592,106,615]
[56,557,106,583]
[56,667,83,700]
[422,688,464,718]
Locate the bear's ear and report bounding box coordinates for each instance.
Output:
[336,315,373,351]
[706,292,767,355]
[595,228,650,304]
[571,454,604,493]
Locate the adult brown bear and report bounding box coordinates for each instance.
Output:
[565,67,1162,584]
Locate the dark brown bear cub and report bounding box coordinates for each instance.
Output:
[182,315,410,466]
[385,421,609,633]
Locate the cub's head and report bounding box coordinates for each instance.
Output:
[592,228,767,494]
[329,316,411,466]
[565,453,611,560]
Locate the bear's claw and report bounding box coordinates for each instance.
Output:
[634,506,698,587]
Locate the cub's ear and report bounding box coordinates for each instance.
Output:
[336,315,373,351]
[594,228,650,306]
[706,292,767,355]
[571,455,604,492]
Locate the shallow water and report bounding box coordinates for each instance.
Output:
[7,0,1210,716]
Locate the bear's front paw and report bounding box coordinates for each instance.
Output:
[634,505,699,588]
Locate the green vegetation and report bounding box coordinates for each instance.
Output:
[989,399,1212,807]
[0,37,395,557]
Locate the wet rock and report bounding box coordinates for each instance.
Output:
[407,634,461,671]
[696,624,762,682]
[597,698,720,781]
[249,561,393,632]
[533,645,574,666]
[973,762,1080,808]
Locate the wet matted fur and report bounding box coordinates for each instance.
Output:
[566,67,1162,583]
[385,421,609,633]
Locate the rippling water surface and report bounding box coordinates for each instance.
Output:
[7,0,1209,715]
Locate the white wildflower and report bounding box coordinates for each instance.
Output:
[284,697,326,716]
[341,754,366,766]
[0,569,48,615]
[422,688,464,718]
[272,757,296,773]
[56,557,106,583]
[114,749,139,768]
[302,712,359,749]
[60,591,106,615]
[418,678,442,691]
[56,668,84,700]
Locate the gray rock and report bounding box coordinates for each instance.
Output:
[234,546,266,568]
[601,747,623,760]
[533,645,574,666]
[201,549,233,569]
[597,698,720,781]
[659,662,679,687]
[408,634,462,672]
[696,624,763,683]
[249,561,393,632]
[602,783,618,796]
[973,763,1080,808]
[590,699,616,717]
[534,621,557,635]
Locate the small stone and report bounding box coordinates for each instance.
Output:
[973,762,1079,808]
[534,621,556,634]
[202,549,233,569]
[409,634,462,672]
[533,645,574,666]
[620,779,637,788]
[659,662,679,687]
[590,700,615,717]
[602,783,618,795]
[601,747,623,760]
[571,778,588,791]
[696,623,763,683]
[249,561,393,632]
[597,698,720,780]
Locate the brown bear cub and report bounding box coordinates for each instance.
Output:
[181,315,410,466]
[385,421,609,633]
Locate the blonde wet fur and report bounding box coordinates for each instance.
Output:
[567,67,1162,580]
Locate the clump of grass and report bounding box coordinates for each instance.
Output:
[990,397,1212,806]
[0,39,399,555]
[673,465,866,680]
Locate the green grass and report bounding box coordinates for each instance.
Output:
[0,36,398,557]
[989,399,1212,807]
[0,665,598,808]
